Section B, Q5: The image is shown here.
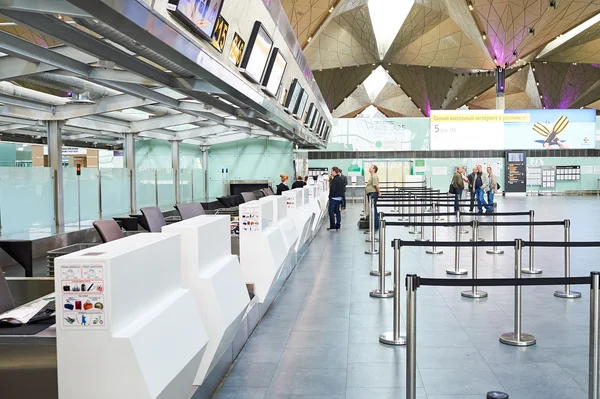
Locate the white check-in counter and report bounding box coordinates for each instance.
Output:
[163,216,250,386]
[55,233,207,399]
[283,189,313,255]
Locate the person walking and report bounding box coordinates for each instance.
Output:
[365,165,381,231]
[328,167,344,231]
[467,167,477,212]
[475,165,489,213]
[291,176,307,189]
[484,166,497,212]
[452,166,466,212]
[339,170,348,210]
[276,174,290,195]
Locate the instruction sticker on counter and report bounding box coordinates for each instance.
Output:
[60,264,107,330]
[241,206,261,232]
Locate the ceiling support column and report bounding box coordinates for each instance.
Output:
[123,133,136,214]
[170,139,181,204]
[495,66,506,110]
[201,145,210,202]
[47,120,64,229]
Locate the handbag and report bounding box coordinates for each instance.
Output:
[449,183,456,194]
[497,183,501,190]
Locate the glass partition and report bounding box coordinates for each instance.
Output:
[157,169,174,209]
[64,168,99,225]
[192,168,206,202]
[179,169,193,204]
[100,168,130,217]
[136,168,157,210]
[0,167,54,234]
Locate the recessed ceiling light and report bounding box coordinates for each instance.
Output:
[482,32,487,40]
[329,6,334,12]
[307,36,312,42]
[468,2,474,11]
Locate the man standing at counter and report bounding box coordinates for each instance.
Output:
[328,167,344,231]
[365,165,381,232]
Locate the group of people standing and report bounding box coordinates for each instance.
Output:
[276,174,310,195]
[452,165,498,213]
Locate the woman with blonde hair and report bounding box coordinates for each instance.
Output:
[276,174,290,195]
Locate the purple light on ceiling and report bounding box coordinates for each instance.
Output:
[423,98,431,117]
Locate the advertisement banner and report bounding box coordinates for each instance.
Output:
[504,109,596,150]
[430,110,504,150]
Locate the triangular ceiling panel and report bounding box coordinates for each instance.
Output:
[442,71,497,109]
[539,21,600,64]
[532,61,600,109]
[386,16,495,69]
[334,3,379,58]
[281,0,336,46]
[472,0,600,66]
[304,19,379,70]
[332,84,372,117]
[468,65,542,109]
[313,64,375,110]
[374,82,424,117]
[0,22,60,48]
[384,0,449,62]
[387,64,455,115]
[332,0,370,17]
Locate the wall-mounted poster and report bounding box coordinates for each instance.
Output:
[167,0,225,41]
[228,32,246,66]
[211,15,229,53]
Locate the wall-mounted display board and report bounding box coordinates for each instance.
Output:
[211,15,229,52]
[505,151,526,193]
[430,109,596,150]
[305,103,315,127]
[262,48,287,98]
[309,111,319,131]
[228,32,246,66]
[167,0,225,41]
[239,21,273,84]
[284,79,302,114]
[541,165,556,188]
[293,89,308,120]
[556,165,581,181]
[527,166,542,186]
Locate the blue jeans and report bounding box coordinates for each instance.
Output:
[487,191,495,210]
[368,193,379,230]
[454,188,463,211]
[328,199,341,228]
[475,188,488,212]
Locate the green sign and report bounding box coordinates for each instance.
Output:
[348,164,361,173]
[415,159,425,167]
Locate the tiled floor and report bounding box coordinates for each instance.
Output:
[213,195,600,399]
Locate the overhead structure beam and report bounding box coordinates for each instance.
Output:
[130,113,207,133]
[0,93,56,111]
[175,125,231,140]
[54,94,156,120]
[0,0,89,17]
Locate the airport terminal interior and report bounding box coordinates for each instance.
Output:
[2,0,600,398]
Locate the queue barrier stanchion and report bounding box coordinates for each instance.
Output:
[486,212,505,255]
[365,197,379,255]
[379,240,406,346]
[370,218,393,296]
[425,206,443,255]
[370,214,391,277]
[405,274,418,399]
[554,219,581,299]
[459,209,469,235]
[415,202,430,242]
[461,220,487,298]
[448,211,468,275]
[522,210,541,274]
[409,196,420,235]
[499,239,536,346]
[590,271,600,399]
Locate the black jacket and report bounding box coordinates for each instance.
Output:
[291,180,306,189]
[329,175,345,198]
[340,174,348,190]
[467,172,475,189]
[276,183,289,195]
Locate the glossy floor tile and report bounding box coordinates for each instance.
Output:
[213,196,599,398]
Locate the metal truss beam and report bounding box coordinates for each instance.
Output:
[0,46,97,80]
[130,113,208,133]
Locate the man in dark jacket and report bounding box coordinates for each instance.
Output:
[339,171,348,210]
[466,167,477,212]
[291,176,307,189]
[328,167,344,231]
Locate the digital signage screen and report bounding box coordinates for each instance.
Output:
[310,112,319,131]
[239,21,273,84]
[323,125,331,141]
[284,78,302,113]
[167,0,224,41]
[305,103,315,127]
[293,89,308,120]
[262,48,287,98]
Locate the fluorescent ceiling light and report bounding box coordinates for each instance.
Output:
[363,66,394,102]
[368,0,413,59]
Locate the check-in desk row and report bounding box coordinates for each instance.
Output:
[0,185,328,399]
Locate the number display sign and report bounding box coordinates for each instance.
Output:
[228,32,246,67]
[211,15,229,53]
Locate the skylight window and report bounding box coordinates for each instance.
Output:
[368,0,414,59]
[362,66,394,102]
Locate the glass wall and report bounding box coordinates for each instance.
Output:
[100,168,130,217]
[64,168,100,225]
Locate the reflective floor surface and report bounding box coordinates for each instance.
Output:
[218,196,597,398]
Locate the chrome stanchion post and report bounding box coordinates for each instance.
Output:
[447,211,468,275]
[365,198,379,255]
[589,271,600,399]
[459,208,469,234]
[554,219,581,298]
[522,210,541,273]
[486,213,505,255]
[415,201,429,242]
[380,240,406,346]
[500,239,536,346]
[409,196,419,234]
[370,214,390,276]
[426,208,443,255]
[371,219,393,294]
[461,220,487,298]
[406,274,418,399]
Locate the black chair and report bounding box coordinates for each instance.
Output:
[253,189,265,199]
[241,192,256,203]
[175,203,206,220]
[93,220,126,243]
[263,187,275,196]
[140,207,166,232]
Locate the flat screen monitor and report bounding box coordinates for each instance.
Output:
[305,103,315,126]
[167,0,224,41]
[316,117,323,136]
[293,89,308,120]
[310,112,319,131]
[239,21,273,84]
[284,78,302,113]
[262,48,287,98]
[323,125,331,141]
